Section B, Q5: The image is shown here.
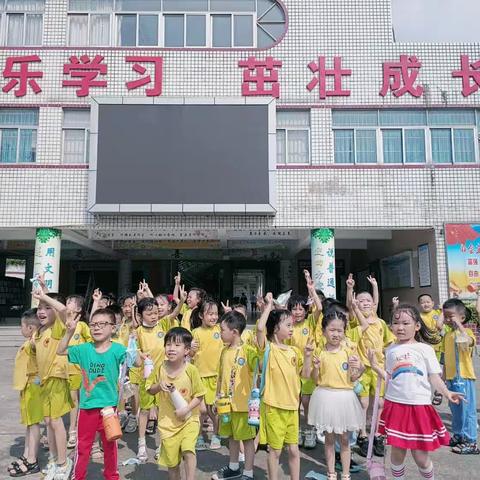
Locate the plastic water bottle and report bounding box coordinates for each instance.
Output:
[143,356,154,379]
[169,387,191,419]
[247,388,260,426]
[101,407,122,441]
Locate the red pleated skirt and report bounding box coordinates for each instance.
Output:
[378,399,450,451]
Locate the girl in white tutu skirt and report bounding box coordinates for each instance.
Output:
[305,311,365,480]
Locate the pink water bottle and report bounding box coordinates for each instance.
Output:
[143,356,154,379]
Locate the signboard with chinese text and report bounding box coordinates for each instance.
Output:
[445,224,480,300]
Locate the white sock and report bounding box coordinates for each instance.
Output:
[391,462,406,480]
[243,469,254,478]
[419,462,434,479]
[229,462,240,471]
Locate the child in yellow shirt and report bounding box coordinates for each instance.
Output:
[191,299,223,450]
[147,327,205,480]
[348,275,395,458]
[257,293,307,480]
[213,311,258,480]
[8,309,42,477]
[65,295,91,450]
[31,289,73,480]
[306,311,365,480]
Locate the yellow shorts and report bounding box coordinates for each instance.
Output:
[218,411,257,441]
[159,420,199,468]
[359,367,385,398]
[201,376,217,406]
[139,380,157,410]
[301,377,316,396]
[68,374,82,391]
[259,403,299,450]
[41,377,73,419]
[129,367,142,385]
[20,382,43,426]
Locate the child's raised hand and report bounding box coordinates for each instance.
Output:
[304,269,314,289]
[312,355,321,369]
[137,281,145,299]
[392,296,399,308]
[191,339,199,352]
[31,286,45,301]
[92,288,102,302]
[351,292,359,309]
[66,312,79,333]
[265,292,274,307]
[37,273,48,292]
[366,275,377,286]
[179,285,187,303]
[346,273,355,289]
[221,300,232,313]
[174,272,181,285]
[446,391,465,405]
[256,295,265,312]
[304,338,315,357]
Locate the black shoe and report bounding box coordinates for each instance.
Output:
[211,466,242,480]
[373,435,385,457]
[335,452,362,473]
[449,434,464,447]
[356,436,369,457]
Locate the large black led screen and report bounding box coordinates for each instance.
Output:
[95,104,270,205]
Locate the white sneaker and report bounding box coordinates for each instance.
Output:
[239,452,245,463]
[137,440,148,463]
[42,461,57,480]
[53,458,73,480]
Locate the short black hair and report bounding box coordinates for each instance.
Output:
[21,308,39,327]
[418,293,433,303]
[119,293,136,306]
[287,294,308,312]
[220,310,246,334]
[164,327,193,348]
[442,298,471,323]
[90,308,116,325]
[105,304,123,317]
[47,292,66,305]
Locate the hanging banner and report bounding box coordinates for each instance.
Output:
[445,224,480,300]
[311,228,336,298]
[32,228,62,302]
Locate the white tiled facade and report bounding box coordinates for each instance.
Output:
[0,0,479,298]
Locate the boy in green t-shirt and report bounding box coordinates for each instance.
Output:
[58,308,140,480]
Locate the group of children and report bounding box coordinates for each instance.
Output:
[8,270,479,480]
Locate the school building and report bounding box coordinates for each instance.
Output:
[0,0,479,318]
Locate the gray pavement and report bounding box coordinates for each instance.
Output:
[0,324,479,479]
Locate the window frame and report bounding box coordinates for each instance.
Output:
[62,109,90,165]
[115,11,161,47]
[430,126,478,164]
[67,12,113,46]
[0,115,38,164]
[276,111,311,165]
[5,11,44,46]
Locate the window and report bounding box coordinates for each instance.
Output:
[333,108,477,164]
[277,111,310,164]
[4,0,44,46]
[0,109,38,163]
[63,109,90,164]
[67,0,285,47]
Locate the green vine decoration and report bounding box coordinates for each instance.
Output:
[36,228,61,244]
[312,228,334,243]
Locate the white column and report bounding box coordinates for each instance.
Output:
[311,228,336,298]
[434,226,449,303]
[33,228,62,303]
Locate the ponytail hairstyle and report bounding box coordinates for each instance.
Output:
[392,303,441,345]
[266,309,292,341]
[321,310,348,331]
[191,297,218,330]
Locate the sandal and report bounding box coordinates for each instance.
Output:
[9,460,39,477]
[67,430,77,449]
[145,419,157,435]
[7,457,26,472]
[432,391,443,406]
[452,442,480,455]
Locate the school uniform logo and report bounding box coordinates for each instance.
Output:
[157,331,164,338]
[433,315,439,321]
[214,332,220,339]
[342,362,349,371]
[74,333,80,340]
[303,328,309,335]
[291,356,297,366]
[237,357,246,366]
[43,338,50,347]
[179,388,189,398]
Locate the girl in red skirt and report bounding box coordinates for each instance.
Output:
[369,304,463,480]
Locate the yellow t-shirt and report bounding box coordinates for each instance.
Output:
[444,328,476,380]
[314,345,357,390]
[68,322,92,375]
[180,304,193,331]
[217,344,258,412]
[160,315,178,331]
[241,327,256,347]
[287,314,317,352]
[421,310,442,352]
[262,342,303,411]
[34,317,69,383]
[357,319,395,367]
[137,319,172,368]
[13,340,38,391]
[146,362,205,440]
[191,325,223,377]
[113,318,134,346]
